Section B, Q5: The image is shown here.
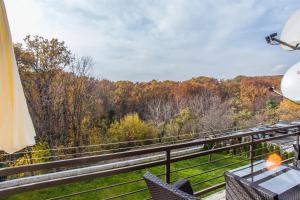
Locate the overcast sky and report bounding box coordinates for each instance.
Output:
[4,0,300,81]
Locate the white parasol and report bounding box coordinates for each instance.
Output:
[0,0,36,154]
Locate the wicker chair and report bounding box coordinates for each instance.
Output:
[293,144,300,167]
[224,171,278,200]
[0,163,6,182]
[143,172,201,200]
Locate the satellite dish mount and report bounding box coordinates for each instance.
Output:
[266,32,300,50]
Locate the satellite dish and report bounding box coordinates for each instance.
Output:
[280,9,300,50]
[281,62,300,103]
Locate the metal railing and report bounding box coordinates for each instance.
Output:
[0,127,245,165]
[0,124,299,199]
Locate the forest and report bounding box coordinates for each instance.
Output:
[6,35,300,163]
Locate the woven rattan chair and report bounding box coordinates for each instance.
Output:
[143,172,201,200]
[0,163,6,182]
[224,171,278,200]
[293,144,300,167]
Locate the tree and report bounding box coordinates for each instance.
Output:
[15,35,73,159]
[13,34,292,159]
[168,108,195,139]
[113,81,135,118]
[176,93,234,135]
[147,98,177,142]
[277,99,300,121]
[108,113,157,145]
[67,57,96,150]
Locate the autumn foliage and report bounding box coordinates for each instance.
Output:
[11,35,297,158]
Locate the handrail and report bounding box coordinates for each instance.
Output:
[0,127,242,156]
[1,124,298,177]
[0,124,299,198]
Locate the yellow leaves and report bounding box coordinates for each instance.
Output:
[277,99,300,121]
[12,142,51,168]
[88,127,103,145]
[238,76,281,108]
[108,113,157,142]
[177,77,220,97]
[174,108,194,126]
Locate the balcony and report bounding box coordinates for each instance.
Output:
[0,122,300,200]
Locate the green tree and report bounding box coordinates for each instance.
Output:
[108,113,157,145]
[266,99,278,110]
[168,108,194,139]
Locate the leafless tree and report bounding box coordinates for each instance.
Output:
[67,57,95,152]
[147,98,177,141]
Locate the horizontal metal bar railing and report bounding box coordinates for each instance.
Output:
[0,159,166,196]
[7,132,274,166]
[47,172,166,200]
[179,159,248,181]
[50,155,249,200]
[194,182,226,196]
[47,178,145,200]
[1,124,298,177]
[102,188,148,200]
[193,174,225,187]
[0,124,299,198]
[0,138,192,164]
[0,127,243,157]
[192,153,280,188]
[193,157,295,196]
[171,153,247,174]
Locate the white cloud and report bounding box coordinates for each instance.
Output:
[4,0,300,81]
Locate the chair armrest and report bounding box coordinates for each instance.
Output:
[173,179,194,195]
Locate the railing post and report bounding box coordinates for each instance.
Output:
[165,149,171,184]
[295,127,300,167]
[297,127,300,146]
[249,135,254,175]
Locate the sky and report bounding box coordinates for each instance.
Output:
[4,0,300,81]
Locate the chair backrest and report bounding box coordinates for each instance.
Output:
[143,172,201,200]
[293,144,300,159]
[293,144,300,167]
[224,172,278,200]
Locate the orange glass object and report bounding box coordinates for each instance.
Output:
[266,153,282,170]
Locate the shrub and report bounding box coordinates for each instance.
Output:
[108,113,157,146]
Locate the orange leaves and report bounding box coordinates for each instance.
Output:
[277,99,300,121]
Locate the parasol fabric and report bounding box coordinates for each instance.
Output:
[0,0,36,154]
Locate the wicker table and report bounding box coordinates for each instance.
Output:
[224,160,300,200]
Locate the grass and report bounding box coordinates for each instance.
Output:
[1,152,250,200]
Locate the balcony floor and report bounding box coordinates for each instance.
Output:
[204,190,225,200]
